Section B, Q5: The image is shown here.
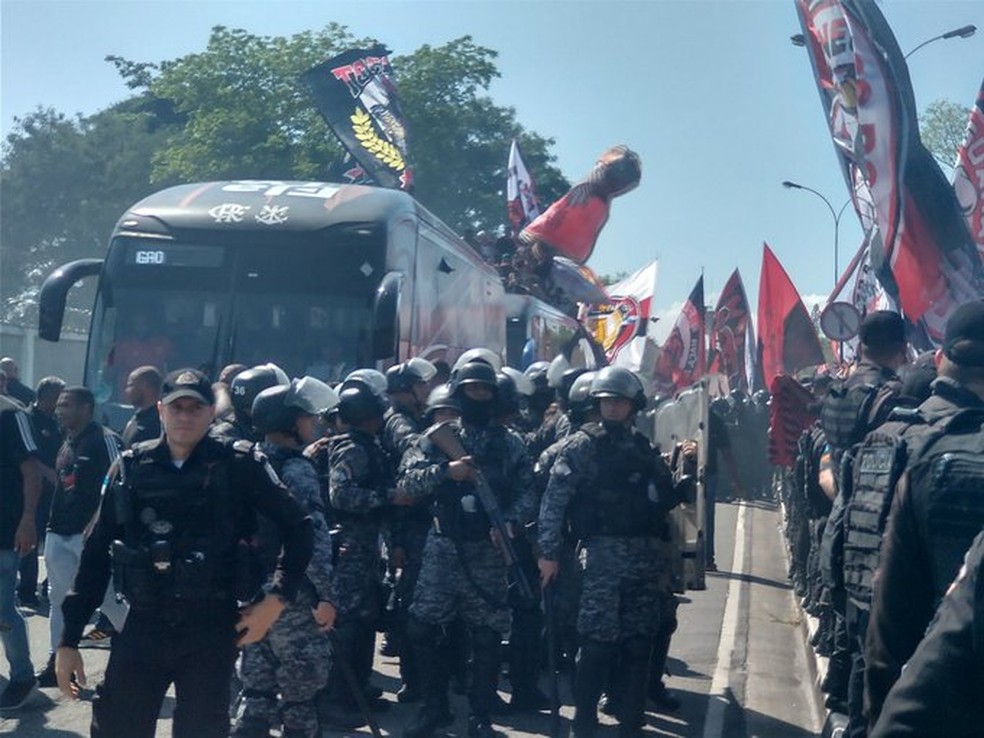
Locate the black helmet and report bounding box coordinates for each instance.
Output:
[386,358,437,394]
[452,361,498,395]
[230,363,289,419]
[451,349,502,377]
[559,368,588,404]
[251,377,338,436]
[337,378,388,425]
[589,366,646,410]
[495,372,521,416]
[523,361,551,391]
[424,384,460,423]
[566,371,596,421]
[344,369,388,398]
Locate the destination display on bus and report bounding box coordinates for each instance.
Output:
[126,243,225,268]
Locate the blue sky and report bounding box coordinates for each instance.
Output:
[2,0,982,326]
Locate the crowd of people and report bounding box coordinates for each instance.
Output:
[778,302,984,738]
[0,350,697,738]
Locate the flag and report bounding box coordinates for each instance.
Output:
[520,145,641,264]
[597,261,658,370]
[653,275,705,393]
[757,244,824,385]
[708,269,754,392]
[507,139,540,234]
[953,79,984,262]
[794,0,983,337]
[301,45,413,191]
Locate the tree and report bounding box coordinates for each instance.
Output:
[0,105,177,327]
[919,98,971,171]
[110,26,569,233]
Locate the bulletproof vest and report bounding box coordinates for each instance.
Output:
[433,425,514,542]
[112,447,242,609]
[570,423,665,539]
[907,410,984,604]
[842,408,942,608]
[821,365,901,456]
[329,430,390,524]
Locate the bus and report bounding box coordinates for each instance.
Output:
[38,180,580,425]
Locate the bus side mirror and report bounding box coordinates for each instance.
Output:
[371,271,403,360]
[38,259,104,342]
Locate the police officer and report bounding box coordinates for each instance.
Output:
[397,360,535,738]
[865,301,984,727]
[211,363,289,443]
[383,358,438,703]
[322,375,394,725]
[537,367,682,738]
[233,377,338,738]
[869,528,984,738]
[55,369,314,738]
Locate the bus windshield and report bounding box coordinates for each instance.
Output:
[86,228,385,406]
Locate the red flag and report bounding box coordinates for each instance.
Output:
[953,79,984,263]
[520,145,640,264]
[757,244,824,386]
[654,275,705,394]
[507,139,540,235]
[708,269,754,392]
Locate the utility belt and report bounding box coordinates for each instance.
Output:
[431,493,492,543]
[112,539,260,608]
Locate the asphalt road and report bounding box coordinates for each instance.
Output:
[1,499,823,737]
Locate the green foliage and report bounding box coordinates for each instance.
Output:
[919,98,971,169]
[0,24,569,326]
[598,271,629,287]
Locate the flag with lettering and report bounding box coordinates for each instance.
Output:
[708,269,754,392]
[794,0,983,339]
[653,275,705,394]
[953,79,984,262]
[757,244,824,385]
[301,45,413,190]
[507,139,540,234]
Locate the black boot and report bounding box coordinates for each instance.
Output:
[36,653,57,688]
[648,622,679,712]
[573,639,616,738]
[468,626,504,724]
[615,636,652,736]
[508,600,547,712]
[404,618,454,738]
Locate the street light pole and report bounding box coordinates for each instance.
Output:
[782,180,851,287]
[904,24,976,59]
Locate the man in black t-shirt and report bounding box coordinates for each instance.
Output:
[0,394,43,711]
[37,387,124,687]
[17,377,65,606]
[122,366,162,448]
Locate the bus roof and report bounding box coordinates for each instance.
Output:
[117,180,441,237]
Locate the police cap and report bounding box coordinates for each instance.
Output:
[943,300,984,367]
[162,369,215,406]
[858,310,906,351]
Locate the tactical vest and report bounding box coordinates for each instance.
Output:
[841,409,943,608]
[907,410,984,603]
[329,431,390,525]
[433,426,515,542]
[821,368,900,455]
[570,424,665,539]
[111,446,245,609]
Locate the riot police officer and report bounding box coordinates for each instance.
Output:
[322,375,394,724]
[537,366,683,738]
[397,360,535,738]
[55,369,314,738]
[233,377,339,738]
[211,363,289,443]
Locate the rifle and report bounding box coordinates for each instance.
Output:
[424,422,537,606]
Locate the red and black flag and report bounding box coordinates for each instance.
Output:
[653,275,705,394]
[708,269,755,392]
[794,0,983,341]
[953,78,984,263]
[301,45,413,191]
[757,244,824,387]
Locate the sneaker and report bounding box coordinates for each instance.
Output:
[0,678,37,711]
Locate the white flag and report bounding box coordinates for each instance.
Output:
[507,139,540,233]
[602,261,659,371]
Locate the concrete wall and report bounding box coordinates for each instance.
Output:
[0,323,88,388]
